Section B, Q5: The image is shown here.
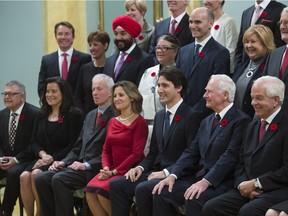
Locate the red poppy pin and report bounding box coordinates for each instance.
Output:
[269,123,278,131]
[175,26,182,33]
[214,25,220,30]
[260,64,265,71]
[174,115,181,122]
[260,11,267,18]
[58,117,64,124]
[100,120,106,127]
[72,56,78,62]
[221,119,228,127]
[125,56,132,62]
[198,52,205,58]
[19,115,25,121]
[138,35,144,40]
[151,72,156,77]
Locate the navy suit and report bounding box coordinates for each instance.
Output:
[38,49,92,98]
[0,103,39,213]
[104,45,154,86]
[203,110,288,216]
[153,105,250,216]
[176,38,230,117]
[110,102,202,216]
[35,107,114,216]
[235,1,286,67]
[149,14,194,56]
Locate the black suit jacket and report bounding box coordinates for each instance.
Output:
[139,102,202,173]
[104,45,154,86]
[170,105,250,188]
[62,107,114,176]
[235,1,286,67]
[176,37,230,116]
[0,103,39,161]
[38,49,92,97]
[149,14,194,55]
[234,110,288,191]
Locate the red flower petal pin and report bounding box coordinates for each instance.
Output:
[100,120,106,127]
[138,35,144,40]
[198,52,205,58]
[214,25,220,30]
[269,123,278,131]
[260,11,267,18]
[260,64,265,71]
[58,117,64,124]
[125,56,132,62]
[19,115,25,121]
[72,56,78,62]
[221,119,228,127]
[175,26,182,33]
[174,115,181,122]
[151,72,156,77]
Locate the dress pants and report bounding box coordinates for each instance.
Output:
[203,188,288,216]
[35,168,88,216]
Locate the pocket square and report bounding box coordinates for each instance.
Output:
[261,19,273,24]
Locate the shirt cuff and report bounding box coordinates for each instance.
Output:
[203,178,212,186]
[163,169,169,177]
[257,178,263,189]
[169,174,178,180]
[84,162,91,170]
[14,157,19,164]
[137,166,144,172]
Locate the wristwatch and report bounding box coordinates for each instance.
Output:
[254,178,260,189]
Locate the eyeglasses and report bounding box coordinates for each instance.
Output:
[278,20,288,26]
[155,46,174,52]
[1,92,21,98]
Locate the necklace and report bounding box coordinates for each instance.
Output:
[118,113,135,121]
[246,60,262,78]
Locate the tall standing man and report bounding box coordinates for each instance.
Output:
[38,21,92,98]
[0,81,39,216]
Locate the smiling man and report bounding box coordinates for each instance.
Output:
[38,21,92,98]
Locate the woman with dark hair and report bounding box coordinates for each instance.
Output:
[75,30,110,115]
[138,33,181,123]
[20,77,83,216]
[86,80,148,216]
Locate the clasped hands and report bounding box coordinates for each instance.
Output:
[32,154,53,169]
[237,179,263,199]
[98,166,116,181]
[125,167,165,182]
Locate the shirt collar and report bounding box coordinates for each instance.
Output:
[217,103,233,119]
[166,98,183,116]
[255,0,270,10]
[262,107,281,124]
[196,35,212,48]
[171,11,186,24]
[122,43,136,56]
[58,47,73,57]
[98,104,111,114]
[10,103,25,116]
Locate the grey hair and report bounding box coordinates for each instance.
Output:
[210,74,236,102]
[281,6,288,15]
[92,74,114,90]
[5,80,26,96]
[253,76,285,103]
[185,0,190,6]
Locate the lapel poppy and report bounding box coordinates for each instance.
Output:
[19,115,25,121]
[151,72,156,77]
[100,120,106,127]
[269,123,278,131]
[58,117,64,124]
[198,52,205,58]
[138,35,144,40]
[260,64,265,71]
[174,115,181,122]
[221,119,228,127]
[214,25,220,30]
[260,11,267,18]
[125,56,132,62]
[175,26,182,33]
[72,56,78,62]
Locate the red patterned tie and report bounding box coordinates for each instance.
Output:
[95,112,102,128]
[258,120,268,142]
[169,19,177,34]
[62,53,68,80]
[211,114,221,134]
[280,48,288,79]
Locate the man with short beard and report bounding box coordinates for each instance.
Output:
[103,15,154,86]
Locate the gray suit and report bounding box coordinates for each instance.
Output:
[35,107,114,216]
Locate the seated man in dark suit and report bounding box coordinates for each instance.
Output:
[34,74,115,216]
[203,76,288,216]
[152,74,250,216]
[110,67,202,216]
[0,80,39,216]
[38,21,92,98]
[104,15,154,86]
[176,7,230,118]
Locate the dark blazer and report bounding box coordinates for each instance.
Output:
[235,1,286,67]
[234,110,288,190]
[0,103,39,161]
[139,102,202,173]
[62,106,114,174]
[104,45,154,86]
[170,105,250,188]
[232,56,267,118]
[30,108,83,161]
[176,37,230,116]
[149,14,194,55]
[264,46,288,112]
[38,49,92,97]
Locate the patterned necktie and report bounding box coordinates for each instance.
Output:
[169,19,177,34]
[95,111,102,128]
[211,114,221,134]
[9,113,18,150]
[194,44,201,62]
[62,53,68,80]
[114,52,126,79]
[258,120,268,142]
[252,5,261,25]
[164,111,171,138]
[280,48,288,79]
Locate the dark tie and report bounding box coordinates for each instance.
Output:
[164,111,171,138]
[211,114,221,135]
[194,44,201,62]
[9,113,18,150]
[258,120,268,142]
[62,53,68,80]
[95,111,102,128]
[251,5,261,25]
[280,48,288,79]
[114,52,126,79]
[169,19,177,34]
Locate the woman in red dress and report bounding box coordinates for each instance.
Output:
[86,80,148,216]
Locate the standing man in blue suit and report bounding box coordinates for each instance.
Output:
[176,7,230,118]
[38,21,92,98]
[153,74,250,216]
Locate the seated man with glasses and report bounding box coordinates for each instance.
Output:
[0,80,39,216]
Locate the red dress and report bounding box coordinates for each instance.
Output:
[85,115,148,197]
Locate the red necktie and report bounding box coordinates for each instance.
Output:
[62,53,68,80]
[258,120,268,142]
[280,48,288,79]
[211,114,221,134]
[114,52,126,79]
[169,19,177,34]
[251,5,261,25]
[95,112,102,128]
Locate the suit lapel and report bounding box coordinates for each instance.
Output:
[173,14,188,37]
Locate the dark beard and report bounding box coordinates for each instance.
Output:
[114,38,133,51]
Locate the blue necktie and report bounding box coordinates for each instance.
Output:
[164,111,171,138]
